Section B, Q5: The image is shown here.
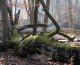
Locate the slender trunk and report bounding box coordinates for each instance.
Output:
[33,0,39,35]
[28,0,35,24]
[39,0,60,33]
[43,0,50,32]
[24,0,30,16]
[15,0,17,20]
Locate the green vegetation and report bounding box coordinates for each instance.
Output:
[10,25,22,42]
[54,43,80,51]
[20,35,38,49]
[15,34,80,53]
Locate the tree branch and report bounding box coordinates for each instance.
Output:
[39,0,75,41]
[18,24,47,33]
[39,0,60,32]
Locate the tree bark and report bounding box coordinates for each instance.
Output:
[1,0,9,41]
[28,0,35,24]
[33,0,39,35]
[43,0,50,32]
[39,0,60,33]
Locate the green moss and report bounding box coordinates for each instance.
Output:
[9,29,80,55]
[18,34,80,51]
[20,35,38,48]
[35,35,54,46]
[54,43,80,51]
[8,25,22,49]
[18,34,55,50]
[10,25,22,42]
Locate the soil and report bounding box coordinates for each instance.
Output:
[0,49,72,65]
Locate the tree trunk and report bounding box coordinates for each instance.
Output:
[39,0,60,36]
[24,0,30,16]
[1,0,9,41]
[28,0,35,24]
[9,0,13,25]
[43,0,50,32]
[33,0,39,35]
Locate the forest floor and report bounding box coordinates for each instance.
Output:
[0,49,73,65]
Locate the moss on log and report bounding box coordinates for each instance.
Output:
[17,34,80,54]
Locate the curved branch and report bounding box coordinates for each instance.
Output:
[20,34,30,41]
[39,0,75,41]
[59,32,75,41]
[18,24,47,33]
[47,30,58,37]
[39,0,60,32]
